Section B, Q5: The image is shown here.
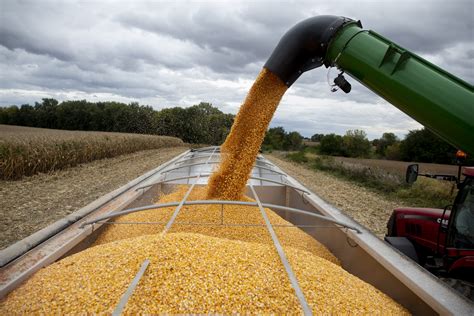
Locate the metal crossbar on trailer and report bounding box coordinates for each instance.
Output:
[175,156,273,167]
[80,200,361,233]
[161,161,286,176]
[162,147,218,233]
[134,174,307,194]
[249,184,312,315]
[112,259,150,315]
[110,149,218,313]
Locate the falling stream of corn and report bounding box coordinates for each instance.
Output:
[0,69,409,314]
[206,69,287,200]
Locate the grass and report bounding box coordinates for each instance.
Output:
[285,151,308,163]
[331,156,460,178]
[0,125,184,180]
[285,151,457,208]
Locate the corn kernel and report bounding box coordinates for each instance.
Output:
[0,233,409,314]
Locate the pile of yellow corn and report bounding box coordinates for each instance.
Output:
[94,185,339,265]
[0,232,408,314]
[1,185,409,313]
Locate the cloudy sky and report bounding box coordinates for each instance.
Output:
[1,0,472,139]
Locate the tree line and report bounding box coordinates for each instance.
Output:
[0,99,234,145]
[311,129,468,164]
[1,98,467,164]
[262,127,303,151]
[265,127,468,164]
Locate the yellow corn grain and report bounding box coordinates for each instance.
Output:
[0,233,409,314]
[94,185,340,265]
[207,68,287,200]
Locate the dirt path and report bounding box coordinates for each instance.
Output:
[0,147,188,250]
[266,154,407,239]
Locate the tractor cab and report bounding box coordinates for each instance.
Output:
[386,164,474,298]
[448,173,474,250]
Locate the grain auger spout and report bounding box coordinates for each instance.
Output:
[264,15,353,88]
[265,15,474,154]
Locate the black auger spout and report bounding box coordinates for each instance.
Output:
[264,15,355,87]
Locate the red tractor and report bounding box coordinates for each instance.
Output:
[385,157,474,299]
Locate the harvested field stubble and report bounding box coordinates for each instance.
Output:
[0,147,188,250]
[0,125,183,180]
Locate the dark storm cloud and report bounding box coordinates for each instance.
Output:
[115,2,306,69]
[2,0,472,81]
[0,0,472,138]
[115,1,474,77]
[0,27,73,62]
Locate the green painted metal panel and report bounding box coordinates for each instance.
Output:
[326,23,474,154]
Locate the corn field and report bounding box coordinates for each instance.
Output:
[0,125,184,180]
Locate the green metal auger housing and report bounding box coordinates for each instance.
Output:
[265,16,474,154]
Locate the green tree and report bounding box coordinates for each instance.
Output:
[375,132,399,157]
[284,131,303,150]
[263,127,286,150]
[0,107,5,124]
[0,106,20,125]
[319,133,345,156]
[17,104,37,126]
[34,98,59,128]
[310,133,324,142]
[183,102,233,144]
[208,113,234,145]
[342,129,371,157]
[100,102,133,132]
[128,103,158,134]
[399,128,456,163]
[153,103,233,144]
[56,100,98,131]
[155,107,188,140]
[385,143,401,160]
